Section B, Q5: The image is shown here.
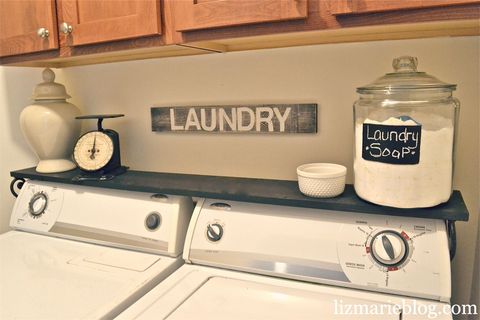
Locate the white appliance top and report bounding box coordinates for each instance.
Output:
[0,231,182,319]
[182,198,451,302]
[2,180,195,319]
[168,277,399,320]
[10,180,193,256]
[117,264,452,320]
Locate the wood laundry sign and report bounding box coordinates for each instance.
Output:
[151,104,317,133]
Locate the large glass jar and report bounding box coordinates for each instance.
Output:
[353,56,459,208]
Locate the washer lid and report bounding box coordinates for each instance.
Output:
[72,249,160,272]
[0,231,178,319]
[167,277,401,320]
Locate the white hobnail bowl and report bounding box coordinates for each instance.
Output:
[297,163,347,198]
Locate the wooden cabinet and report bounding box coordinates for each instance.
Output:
[0,0,58,57]
[57,0,161,47]
[330,0,480,15]
[0,0,161,57]
[0,0,479,66]
[173,0,479,52]
[173,0,307,31]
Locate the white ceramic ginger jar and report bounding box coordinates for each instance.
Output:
[20,68,81,173]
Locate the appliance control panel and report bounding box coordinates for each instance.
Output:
[11,181,193,256]
[336,217,448,300]
[11,182,64,232]
[185,199,451,302]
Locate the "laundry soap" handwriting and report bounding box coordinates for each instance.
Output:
[362,123,422,165]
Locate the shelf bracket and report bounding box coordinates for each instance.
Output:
[446,220,456,261]
[10,177,26,198]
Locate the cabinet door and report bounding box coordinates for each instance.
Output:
[0,0,58,57]
[174,0,307,32]
[330,0,480,15]
[58,0,161,47]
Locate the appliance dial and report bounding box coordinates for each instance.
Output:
[28,192,48,218]
[206,223,223,242]
[145,212,161,231]
[370,231,408,267]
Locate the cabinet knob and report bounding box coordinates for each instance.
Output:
[36,27,49,39]
[60,22,73,34]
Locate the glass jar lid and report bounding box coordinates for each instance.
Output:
[32,68,71,100]
[357,56,456,93]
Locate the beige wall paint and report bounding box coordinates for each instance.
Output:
[0,36,478,313]
[469,108,480,320]
[0,67,72,234]
[470,216,480,320]
[0,67,47,233]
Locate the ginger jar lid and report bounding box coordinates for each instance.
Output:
[32,68,71,100]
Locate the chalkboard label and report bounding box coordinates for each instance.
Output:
[362,123,421,164]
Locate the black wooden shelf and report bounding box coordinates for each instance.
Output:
[11,167,469,221]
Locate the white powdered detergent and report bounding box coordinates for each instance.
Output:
[354,115,454,208]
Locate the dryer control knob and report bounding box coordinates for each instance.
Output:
[28,192,48,218]
[370,231,408,267]
[206,223,223,242]
[145,212,161,231]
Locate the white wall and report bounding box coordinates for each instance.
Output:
[1,36,478,314]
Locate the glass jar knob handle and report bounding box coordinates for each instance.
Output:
[393,56,418,73]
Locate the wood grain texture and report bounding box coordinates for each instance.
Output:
[177,0,480,43]
[1,0,479,66]
[0,49,61,67]
[59,35,165,58]
[0,43,210,67]
[0,0,58,57]
[193,19,479,52]
[57,0,162,47]
[51,44,209,67]
[151,104,317,133]
[330,0,480,15]
[162,0,184,44]
[334,4,480,28]
[10,167,470,221]
[1,19,478,67]
[174,0,308,31]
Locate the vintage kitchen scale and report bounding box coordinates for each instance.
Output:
[72,114,128,181]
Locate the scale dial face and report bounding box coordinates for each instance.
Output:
[73,131,114,171]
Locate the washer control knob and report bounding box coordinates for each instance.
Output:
[371,231,408,266]
[28,192,48,218]
[145,212,161,231]
[206,223,223,242]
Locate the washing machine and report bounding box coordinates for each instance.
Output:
[117,198,453,319]
[0,180,193,319]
